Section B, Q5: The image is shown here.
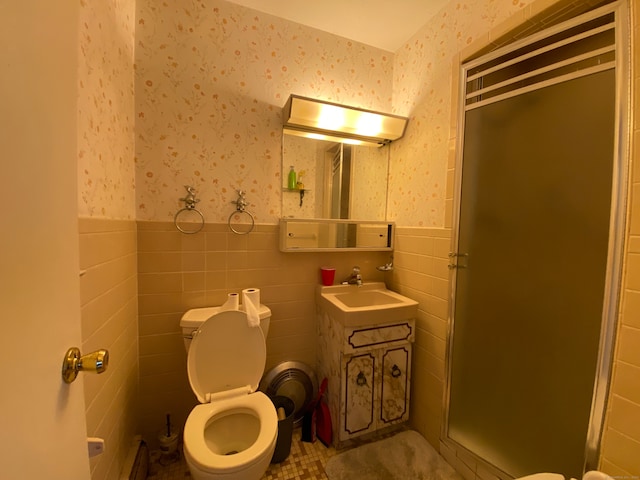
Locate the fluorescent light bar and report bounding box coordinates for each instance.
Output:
[283,127,381,147]
[282,95,408,146]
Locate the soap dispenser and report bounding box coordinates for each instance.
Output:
[287,166,297,189]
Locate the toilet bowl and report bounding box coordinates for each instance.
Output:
[181,308,278,480]
[515,472,614,480]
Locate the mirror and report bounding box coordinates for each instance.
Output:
[281,133,390,220]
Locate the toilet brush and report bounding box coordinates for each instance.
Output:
[159,413,179,463]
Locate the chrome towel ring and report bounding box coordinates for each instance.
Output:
[229,190,255,235]
[175,185,205,234]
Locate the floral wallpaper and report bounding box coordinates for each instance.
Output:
[77,0,136,219]
[79,0,535,226]
[389,0,532,227]
[134,0,394,224]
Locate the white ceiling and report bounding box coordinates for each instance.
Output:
[224,0,449,52]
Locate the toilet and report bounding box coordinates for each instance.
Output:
[515,472,614,480]
[180,305,277,480]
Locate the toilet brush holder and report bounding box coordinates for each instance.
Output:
[158,431,179,456]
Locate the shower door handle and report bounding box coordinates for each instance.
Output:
[448,252,469,269]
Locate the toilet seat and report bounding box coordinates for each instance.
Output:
[183,391,277,474]
[183,310,277,477]
[516,475,565,480]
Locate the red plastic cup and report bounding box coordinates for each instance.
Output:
[320,267,336,286]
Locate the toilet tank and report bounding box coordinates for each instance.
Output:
[180,304,272,351]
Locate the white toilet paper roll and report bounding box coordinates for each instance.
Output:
[242,288,260,327]
[220,292,239,311]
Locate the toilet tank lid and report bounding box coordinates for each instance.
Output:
[180,304,271,328]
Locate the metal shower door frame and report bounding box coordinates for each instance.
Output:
[442,0,630,475]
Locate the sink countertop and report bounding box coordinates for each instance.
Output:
[317,282,418,326]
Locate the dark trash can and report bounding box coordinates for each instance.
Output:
[270,395,295,463]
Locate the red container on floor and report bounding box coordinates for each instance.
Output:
[301,378,332,446]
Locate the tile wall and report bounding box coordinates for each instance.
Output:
[386,227,452,447]
[78,218,139,479]
[136,220,390,447]
[599,0,640,472]
[77,0,138,476]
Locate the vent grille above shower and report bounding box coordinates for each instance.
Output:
[464,7,616,110]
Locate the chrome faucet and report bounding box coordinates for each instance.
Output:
[343,266,362,286]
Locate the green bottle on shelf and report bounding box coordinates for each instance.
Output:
[287,166,297,189]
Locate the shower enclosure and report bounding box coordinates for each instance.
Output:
[444,3,628,479]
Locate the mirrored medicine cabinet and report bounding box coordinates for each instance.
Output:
[280,218,394,252]
[280,95,407,252]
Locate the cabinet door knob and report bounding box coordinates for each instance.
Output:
[356,371,368,386]
[391,364,402,378]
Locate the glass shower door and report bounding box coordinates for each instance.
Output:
[448,70,615,478]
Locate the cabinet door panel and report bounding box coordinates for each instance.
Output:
[344,353,375,436]
[380,346,410,424]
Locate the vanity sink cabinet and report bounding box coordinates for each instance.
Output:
[317,310,415,446]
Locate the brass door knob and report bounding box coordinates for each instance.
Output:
[62,347,109,384]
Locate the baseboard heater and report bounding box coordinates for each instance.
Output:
[121,436,149,480]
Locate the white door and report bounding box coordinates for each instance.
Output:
[0,1,91,479]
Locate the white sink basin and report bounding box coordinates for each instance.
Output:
[317,282,418,326]
[334,290,403,308]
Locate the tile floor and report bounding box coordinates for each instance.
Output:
[147,428,336,480]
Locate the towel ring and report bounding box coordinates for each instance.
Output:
[229,190,255,235]
[175,207,205,234]
[175,185,205,234]
[228,210,254,235]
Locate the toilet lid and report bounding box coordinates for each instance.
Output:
[187,310,266,403]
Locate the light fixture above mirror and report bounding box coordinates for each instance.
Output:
[282,94,408,147]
